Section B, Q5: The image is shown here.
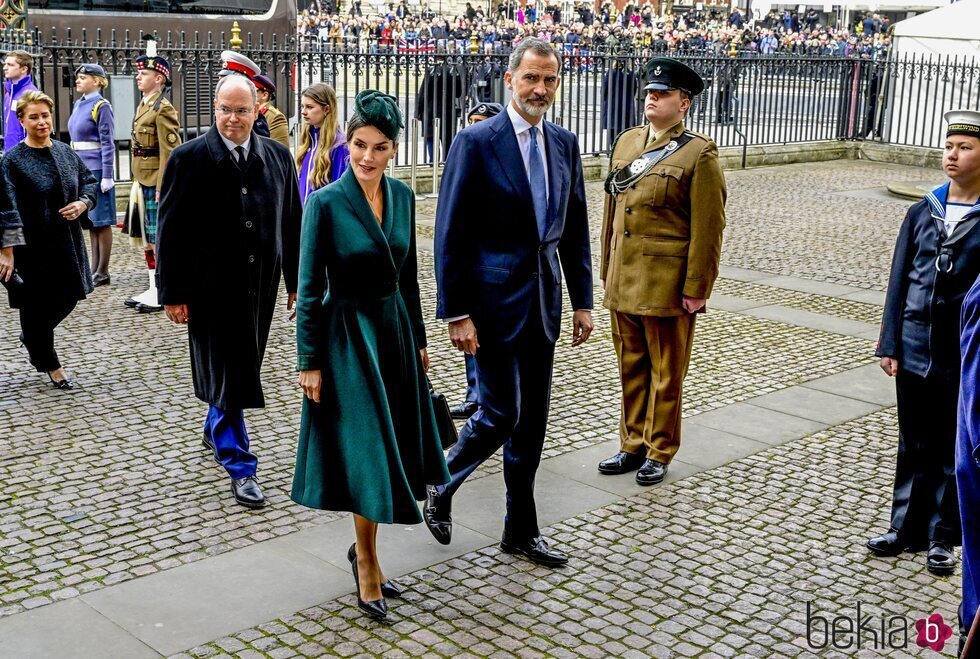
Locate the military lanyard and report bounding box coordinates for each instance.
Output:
[604,131,696,196]
[934,213,980,274]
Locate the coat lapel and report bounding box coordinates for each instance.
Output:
[489,111,532,201]
[643,121,685,154]
[340,167,396,273]
[543,121,565,232]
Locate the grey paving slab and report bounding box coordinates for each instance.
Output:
[285,515,496,576]
[840,289,887,305]
[538,438,702,496]
[706,293,766,313]
[740,304,880,340]
[0,599,160,659]
[750,386,880,425]
[81,539,349,656]
[750,274,863,298]
[718,264,775,282]
[801,363,897,406]
[673,424,774,470]
[686,401,827,446]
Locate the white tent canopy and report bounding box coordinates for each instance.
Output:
[892,0,980,59]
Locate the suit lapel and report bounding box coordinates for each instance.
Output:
[489,111,532,201]
[543,121,565,232]
[340,167,396,272]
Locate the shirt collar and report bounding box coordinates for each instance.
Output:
[507,102,543,136]
[218,132,251,157]
[81,92,100,101]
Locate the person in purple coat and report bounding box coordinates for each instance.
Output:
[2,50,38,153]
[68,63,117,287]
[296,83,350,205]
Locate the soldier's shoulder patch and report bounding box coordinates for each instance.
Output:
[167,133,177,144]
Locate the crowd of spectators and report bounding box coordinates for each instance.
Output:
[297,0,892,58]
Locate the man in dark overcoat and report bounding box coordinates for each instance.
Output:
[156,75,302,508]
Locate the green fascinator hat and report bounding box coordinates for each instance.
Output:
[353,90,404,141]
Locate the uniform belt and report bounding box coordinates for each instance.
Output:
[132,145,159,157]
[71,141,100,151]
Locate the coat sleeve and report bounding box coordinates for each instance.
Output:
[269,109,290,148]
[600,136,622,282]
[98,102,115,178]
[155,102,182,189]
[434,128,477,319]
[155,148,195,304]
[296,193,328,371]
[557,132,593,311]
[0,155,25,248]
[682,140,726,299]
[281,149,303,295]
[876,209,914,359]
[400,188,427,349]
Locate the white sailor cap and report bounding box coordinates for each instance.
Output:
[219,50,260,79]
[944,109,980,138]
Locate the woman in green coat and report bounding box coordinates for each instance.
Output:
[293,90,450,620]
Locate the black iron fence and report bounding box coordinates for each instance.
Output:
[1,28,978,178]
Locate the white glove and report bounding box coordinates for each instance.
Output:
[100,178,115,192]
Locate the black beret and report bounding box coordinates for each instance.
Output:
[642,57,704,97]
[75,63,107,78]
[468,102,504,119]
[353,90,404,141]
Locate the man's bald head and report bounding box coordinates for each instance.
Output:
[214,74,259,145]
[215,74,257,106]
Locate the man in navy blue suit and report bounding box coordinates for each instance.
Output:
[428,38,594,567]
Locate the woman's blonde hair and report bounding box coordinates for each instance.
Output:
[296,83,341,190]
[14,90,54,119]
[93,75,109,90]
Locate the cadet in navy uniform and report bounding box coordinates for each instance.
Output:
[68,63,116,287]
[450,101,504,421]
[870,109,980,576]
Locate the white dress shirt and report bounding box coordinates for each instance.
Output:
[218,132,251,162]
[507,103,549,203]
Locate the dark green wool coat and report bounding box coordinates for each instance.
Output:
[291,167,449,524]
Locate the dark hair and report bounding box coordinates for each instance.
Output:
[508,37,561,73]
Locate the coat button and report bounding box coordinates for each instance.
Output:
[531,272,539,278]
[245,220,253,229]
[625,207,632,214]
[241,187,248,195]
[624,230,631,237]
[538,244,544,251]
[248,255,255,263]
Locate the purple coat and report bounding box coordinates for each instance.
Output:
[299,126,350,205]
[3,76,39,152]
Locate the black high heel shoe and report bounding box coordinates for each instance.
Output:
[347,543,387,619]
[47,373,75,390]
[347,544,403,598]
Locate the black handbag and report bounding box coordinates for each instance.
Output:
[427,377,459,450]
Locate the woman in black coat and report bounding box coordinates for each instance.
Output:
[0,91,98,389]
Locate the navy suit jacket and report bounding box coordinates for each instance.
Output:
[435,109,593,344]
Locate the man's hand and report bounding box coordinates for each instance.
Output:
[0,246,13,282]
[449,317,479,355]
[682,296,706,313]
[165,303,190,324]
[420,348,430,373]
[571,310,593,346]
[287,292,297,320]
[298,369,322,403]
[879,356,899,377]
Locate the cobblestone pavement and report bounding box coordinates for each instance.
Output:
[2,159,952,657]
[171,408,961,659]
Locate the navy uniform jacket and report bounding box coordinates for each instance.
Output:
[877,183,980,379]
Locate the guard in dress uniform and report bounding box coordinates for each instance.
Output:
[597,57,726,486]
[954,108,980,658]
[218,50,271,140]
[870,109,980,577]
[254,74,289,148]
[449,101,504,421]
[123,48,181,313]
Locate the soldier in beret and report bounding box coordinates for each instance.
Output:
[254,74,289,148]
[871,109,980,578]
[598,57,726,486]
[123,48,181,313]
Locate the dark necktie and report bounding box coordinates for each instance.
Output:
[235,145,246,169]
[528,125,547,238]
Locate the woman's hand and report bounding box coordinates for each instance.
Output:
[0,246,14,282]
[299,369,322,403]
[58,200,87,222]
[419,348,429,373]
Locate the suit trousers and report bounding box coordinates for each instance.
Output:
[436,322,555,541]
[889,370,961,546]
[612,311,696,465]
[204,406,258,480]
[463,353,478,403]
[19,298,77,372]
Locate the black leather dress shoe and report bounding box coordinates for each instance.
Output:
[124,297,139,309]
[597,451,646,475]
[348,543,387,619]
[450,401,478,420]
[92,274,110,287]
[347,543,402,598]
[136,302,164,313]
[230,476,265,509]
[635,459,668,486]
[500,534,569,567]
[867,531,903,556]
[423,485,452,545]
[926,542,956,576]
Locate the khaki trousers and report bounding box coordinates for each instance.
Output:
[611,311,696,464]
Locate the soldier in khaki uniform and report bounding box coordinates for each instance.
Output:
[254,74,290,149]
[597,58,727,486]
[123,51,181,312]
